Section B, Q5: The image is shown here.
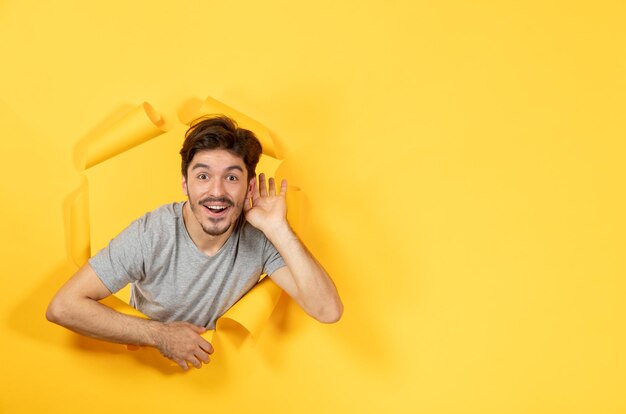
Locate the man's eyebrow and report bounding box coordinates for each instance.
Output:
[191,163,210,170]
[191,163,244,173]
[225,165,244,173]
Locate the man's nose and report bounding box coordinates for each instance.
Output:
[208,178,225,196]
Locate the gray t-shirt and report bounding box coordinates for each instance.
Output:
[89,202,286,329]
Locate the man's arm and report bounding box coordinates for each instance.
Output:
[46,264,213,370]
[244,173,343,323]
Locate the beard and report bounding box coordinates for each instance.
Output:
[201,216,235,236]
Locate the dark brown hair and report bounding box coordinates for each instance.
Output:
[180,115,262,181]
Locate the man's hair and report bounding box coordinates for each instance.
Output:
[180,115,263,181]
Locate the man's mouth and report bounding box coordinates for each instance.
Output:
[200,199,233,218]
[204,205,229,216]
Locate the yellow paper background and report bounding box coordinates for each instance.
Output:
[1,1,626,413]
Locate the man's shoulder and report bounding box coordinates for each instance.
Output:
[134,202,184,231]
[147,201,184,218]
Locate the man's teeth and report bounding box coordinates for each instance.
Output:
[207,206,227,211]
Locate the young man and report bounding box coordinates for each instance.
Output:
[46,115,343,370]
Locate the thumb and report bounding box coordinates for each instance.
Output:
[243,196,252,213]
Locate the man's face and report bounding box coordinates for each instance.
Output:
[182,149,253,237]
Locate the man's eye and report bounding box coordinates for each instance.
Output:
[198,174,208,180]
[226,175,238,181]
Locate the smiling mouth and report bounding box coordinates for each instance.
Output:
[202,204,231,218]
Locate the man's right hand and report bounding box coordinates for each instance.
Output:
[152,321,214,370]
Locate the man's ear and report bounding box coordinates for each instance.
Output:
[247,176,256,198]
[182,175,188,196]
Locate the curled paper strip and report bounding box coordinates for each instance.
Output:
[216,276,283,340]
[178,96,279,159]
[82,102,166,170]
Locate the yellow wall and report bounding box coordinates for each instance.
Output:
[1,1,625,412]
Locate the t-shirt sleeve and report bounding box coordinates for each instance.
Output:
[262,236,286,276]
[88,217,146,293]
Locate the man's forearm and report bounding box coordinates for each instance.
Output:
[47,295,161,347]
[265,222,343,322]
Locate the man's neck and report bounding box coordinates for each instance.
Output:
[182,202,235,256]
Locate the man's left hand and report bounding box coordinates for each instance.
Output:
[244,173,288,235]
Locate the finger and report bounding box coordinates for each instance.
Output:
[199,338,214,354]
[175,359,189,371]
[258,173,268,197]
[196,350,210,364]
[187,356,202,369]
[268,177,276,196]
[280,179,287,196]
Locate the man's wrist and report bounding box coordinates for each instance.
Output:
[143,319,164,348]
[263,220,294,244]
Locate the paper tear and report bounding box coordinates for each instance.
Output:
[69,96,297,366]
[82,102,167,170]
